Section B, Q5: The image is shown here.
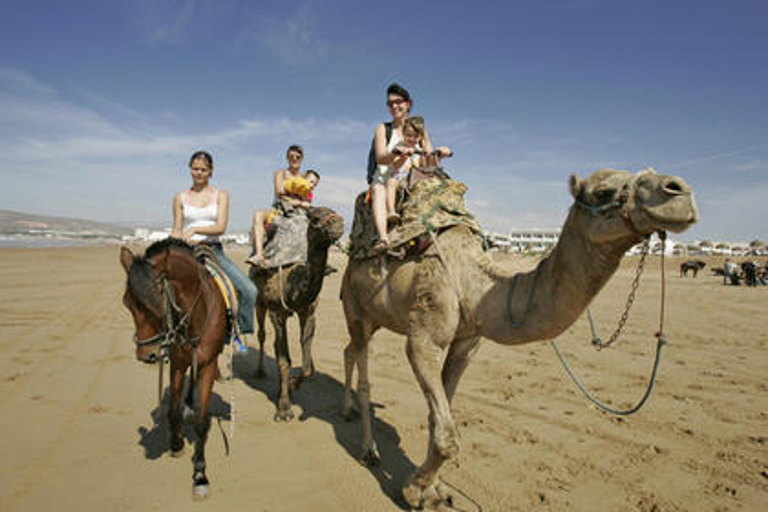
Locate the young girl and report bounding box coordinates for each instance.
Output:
[171,150,257,339]
[371,115,451,251]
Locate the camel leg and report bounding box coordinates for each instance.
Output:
[442,336,481,404]
[270,310,294,422]
[255,296,267,378]
[191,361,216,499]
[295,306,317,387]
[168,362,186,457]
[355,340,379,466]
[402,321,461,509]
[342,314,375,419]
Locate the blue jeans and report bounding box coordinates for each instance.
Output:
[212,245,257,334]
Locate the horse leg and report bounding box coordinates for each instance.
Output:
[182,366,196,424]
[168,362,186,457]
[402,312,461,510]
[255,295,267,378]
[191,362,216,499]
[270,310,294,422]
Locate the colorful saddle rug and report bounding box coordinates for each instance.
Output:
[348,169,483,261]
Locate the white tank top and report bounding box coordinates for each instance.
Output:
[376,127,404,177]
[181,189,220,243]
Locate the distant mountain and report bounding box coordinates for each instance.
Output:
[0,210,133,237]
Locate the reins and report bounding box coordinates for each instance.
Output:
[550,231,669,415]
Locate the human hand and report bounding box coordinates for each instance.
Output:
[434,146,453,158]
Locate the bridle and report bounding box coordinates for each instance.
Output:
[573,176,646,237]
[133,274,203,363]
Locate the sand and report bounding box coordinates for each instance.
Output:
[0,245,765,511]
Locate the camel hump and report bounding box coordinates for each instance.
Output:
[348,173,483,260]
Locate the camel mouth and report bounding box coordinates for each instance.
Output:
[642,194,699,233]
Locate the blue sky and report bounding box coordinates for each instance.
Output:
[1,0,766,242]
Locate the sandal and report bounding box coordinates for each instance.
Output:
[387,212,401,223]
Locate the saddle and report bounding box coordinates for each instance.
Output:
[348,169,483,261]
[193,245,239,337]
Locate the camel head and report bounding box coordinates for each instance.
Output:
[307,206,345,247]
[569,168,698,244]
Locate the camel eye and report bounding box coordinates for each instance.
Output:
[594,188,615,204]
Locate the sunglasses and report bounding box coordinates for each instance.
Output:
[386,98,408,108]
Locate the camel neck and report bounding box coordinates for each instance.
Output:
[486,208,635,345]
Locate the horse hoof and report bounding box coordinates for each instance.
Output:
[170,447,185,458]
[192,483,210,500]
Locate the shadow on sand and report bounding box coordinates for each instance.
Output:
[137,371,232,461]
[233,347,417,510]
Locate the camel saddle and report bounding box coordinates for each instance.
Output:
[348,168,483,260]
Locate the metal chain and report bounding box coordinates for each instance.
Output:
[592,236,650,350]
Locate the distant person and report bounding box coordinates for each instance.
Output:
[248,145,313,267]
[723,258,737,285]
[172,150,257,340]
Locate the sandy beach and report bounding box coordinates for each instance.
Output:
[0,244,766,511]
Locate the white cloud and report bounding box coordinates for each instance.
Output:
[137,0,198,44]
[0,68,58,98]
[239,3,327,67]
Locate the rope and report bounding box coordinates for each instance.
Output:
[550,232,669,416]
[277,265,290,311]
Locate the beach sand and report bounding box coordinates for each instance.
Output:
[0,245,766,511]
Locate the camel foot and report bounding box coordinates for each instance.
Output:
[402,480,446,511]
[358,445,380,467]
[274,406,294,422]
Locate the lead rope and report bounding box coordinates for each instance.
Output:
[550,232,668,415]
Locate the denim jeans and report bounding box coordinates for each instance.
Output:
[212,245,257,334]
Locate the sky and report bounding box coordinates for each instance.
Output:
[1,0,766,242]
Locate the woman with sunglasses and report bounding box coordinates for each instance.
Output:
[369,83,435,251]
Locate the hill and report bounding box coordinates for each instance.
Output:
[0,209,133,238]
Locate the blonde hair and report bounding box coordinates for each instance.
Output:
[404,116,426,140]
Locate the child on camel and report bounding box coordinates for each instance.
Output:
[371,115,451,252]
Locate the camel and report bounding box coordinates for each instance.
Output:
[340,168,698,510]
[249,206,344,421]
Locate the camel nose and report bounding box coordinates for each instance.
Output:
[662,176,689,196]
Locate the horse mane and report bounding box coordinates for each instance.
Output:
[126,238,194,317]
[145,237,195,259]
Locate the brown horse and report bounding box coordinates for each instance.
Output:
[120,238,228,499]
[680,259,706,277]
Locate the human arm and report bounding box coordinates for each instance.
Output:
[171,193,184,238]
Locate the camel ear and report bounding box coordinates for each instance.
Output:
[120,246,135,273]
[569,174,584,199]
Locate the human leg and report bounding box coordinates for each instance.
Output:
[248,210,268,265]
[371,183,389,246]
[213,247,257,335]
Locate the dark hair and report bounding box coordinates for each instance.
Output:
[387,83,412,104]
[189,150,213,169]
[305,169,320,181]
[286,145,304,158]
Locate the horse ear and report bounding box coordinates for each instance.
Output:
[120,246,135,273]
[569,174,583,199]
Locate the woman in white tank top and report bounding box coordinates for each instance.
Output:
[172,151,257,336]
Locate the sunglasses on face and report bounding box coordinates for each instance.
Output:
[386,98,408,108]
